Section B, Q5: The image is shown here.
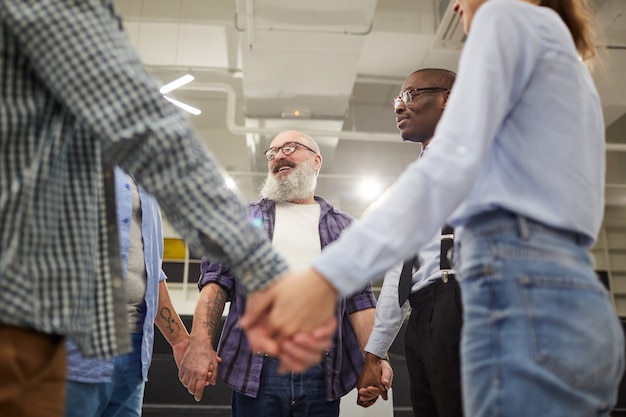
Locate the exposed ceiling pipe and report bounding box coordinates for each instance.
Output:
[245,0,255,50]
[607,143,626,152]
[148,65,404,85]
[180,82,400,142]
[178,82,626,150]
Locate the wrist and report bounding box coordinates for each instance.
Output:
[365,351,389,362]
[188,330,212,346]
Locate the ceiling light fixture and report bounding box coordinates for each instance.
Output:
[281,109,312,119]
[160,74,201,115]
[160,74,195,94]
[163,96,202,116]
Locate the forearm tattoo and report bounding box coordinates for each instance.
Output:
[205,287,227,339]
[159,306,181,334]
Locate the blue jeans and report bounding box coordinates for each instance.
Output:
[231,356,340,417]
[65,333,145,417]
[455,210,624,417]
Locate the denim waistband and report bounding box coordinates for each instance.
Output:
[462,209,592,247]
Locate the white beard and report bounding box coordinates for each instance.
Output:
[260,158,318,202]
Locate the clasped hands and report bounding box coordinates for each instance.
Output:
[178,268,391,405]
[356,352,393,407]
[240,269,393,406]
[239,268,339,372]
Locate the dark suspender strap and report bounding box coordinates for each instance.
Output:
[398,255,419,307]
[440,225,454,271]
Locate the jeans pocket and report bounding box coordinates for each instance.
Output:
[518,273,623,389]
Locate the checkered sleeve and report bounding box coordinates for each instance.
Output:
[0,0,287,291]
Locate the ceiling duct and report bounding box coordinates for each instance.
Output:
[234,0,377,121]
[431,0,465,50]
[233,0,379,169]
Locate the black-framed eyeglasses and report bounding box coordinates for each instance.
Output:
[264,141,317,161]
[392,87,449,108]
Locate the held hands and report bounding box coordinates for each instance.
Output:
[276,317,337,373]
[356,352,394,407]
[177,336,222,401]
[239,269,339,372]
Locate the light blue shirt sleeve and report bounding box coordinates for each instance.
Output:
[313,0,604,296]
[364,262,408,358]
[364,231,442,356]
[137,183,167,380]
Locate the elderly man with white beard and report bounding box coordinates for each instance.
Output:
[179,130,389,417]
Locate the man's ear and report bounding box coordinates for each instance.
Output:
[441,90,451,109]
[314,154,323,173]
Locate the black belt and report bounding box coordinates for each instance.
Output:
[408,275,458,308]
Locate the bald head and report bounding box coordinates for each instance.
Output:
[270,130,320,154]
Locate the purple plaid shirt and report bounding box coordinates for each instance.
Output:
[198,196,376,401]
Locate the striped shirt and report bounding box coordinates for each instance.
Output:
[313,0,606,296]
[0,1,287,358]
[199,197,377,401]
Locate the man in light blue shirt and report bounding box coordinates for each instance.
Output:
[64,167,189,417]
[356,69,462,417]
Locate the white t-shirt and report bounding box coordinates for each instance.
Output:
[273,202,321,272]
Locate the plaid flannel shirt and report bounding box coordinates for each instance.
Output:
[0,0,287,358]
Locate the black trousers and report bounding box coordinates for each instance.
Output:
[404,277,463,417]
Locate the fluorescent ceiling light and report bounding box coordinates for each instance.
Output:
[160,74,201,116]
[159,74,195,94]
[164,96,202,116]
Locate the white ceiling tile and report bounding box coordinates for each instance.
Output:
[358,32,436,78]
[135,22,179,65]
[178,24,230,68]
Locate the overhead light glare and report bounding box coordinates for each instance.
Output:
[160,74,195,94]
[164,96,202,116]
[359,178,382,200]
[224,176,236,190]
